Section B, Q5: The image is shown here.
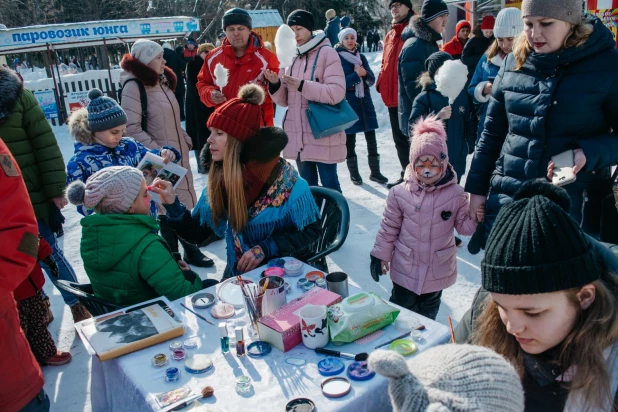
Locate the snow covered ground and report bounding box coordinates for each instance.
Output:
[41,51,483,411]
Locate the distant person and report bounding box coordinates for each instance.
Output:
[162,42,187,121]
[324,9,341,46]
[340,15,351,29]
[183,38,198,63]
[357,31,364,52]
[461,15,495,81]
[372,30,381,52]
[442,20,471,59]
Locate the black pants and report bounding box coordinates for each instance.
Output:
[388,106,410,171]
[159,215,200,254]
[389,282,443,320]
[202,278,219,289]
[346,130,378,158]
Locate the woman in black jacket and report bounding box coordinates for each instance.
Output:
[185,43,215,174]
[466,2,618,237]
[461,17,495,81]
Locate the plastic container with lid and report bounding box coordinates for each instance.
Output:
[342,292,375,313]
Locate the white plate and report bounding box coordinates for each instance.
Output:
[218,279,254,309]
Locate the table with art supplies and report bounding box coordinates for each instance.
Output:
[83,258,451,412]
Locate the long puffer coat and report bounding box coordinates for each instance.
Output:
[270,33,347,164]
[335,46,378,134]
[465,16,618,234]
[0,68,66,222]
[398,17,441,136]
[120,54,197,209]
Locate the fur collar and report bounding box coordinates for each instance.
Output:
[120,54,177,91]
[490,54,505,67]
[417,71,434,89]
[68,108,94,144]
[296,31,328,56]
[404,16,442,43]
[0,68,24,122]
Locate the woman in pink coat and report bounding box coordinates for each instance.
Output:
[370,116,480,320]
[264,10,346,193]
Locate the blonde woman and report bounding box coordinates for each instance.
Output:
[466,0,618,239]
[151,85,322,278]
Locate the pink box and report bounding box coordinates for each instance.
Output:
[257,287,342,352]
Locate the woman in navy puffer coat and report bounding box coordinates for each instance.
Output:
[465,15,618,237]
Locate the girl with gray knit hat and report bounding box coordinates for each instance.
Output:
[66,166,217,306]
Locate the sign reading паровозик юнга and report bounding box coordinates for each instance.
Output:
[0,17,199,48]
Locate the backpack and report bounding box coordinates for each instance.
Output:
[119,78,148,132]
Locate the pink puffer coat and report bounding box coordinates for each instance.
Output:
[270,34,346,164]
[371,167,477,295]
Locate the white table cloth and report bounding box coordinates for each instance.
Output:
[89,261,450,412]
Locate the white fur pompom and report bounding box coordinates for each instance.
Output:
[275,24,297,69]
[435,60,468,104]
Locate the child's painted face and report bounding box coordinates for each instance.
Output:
[128,179,152,215]
[93,125,125,148]
[414,155,442,185]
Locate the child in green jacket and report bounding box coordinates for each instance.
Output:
[66,166,216,306]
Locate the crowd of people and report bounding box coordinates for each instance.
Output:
[1,0,618,410]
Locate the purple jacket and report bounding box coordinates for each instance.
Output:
[271,33,346,164]
[371,167,477,295]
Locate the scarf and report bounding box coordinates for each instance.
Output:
[242,158,280,205]
[338,49,365,98]
[296,31,326,56]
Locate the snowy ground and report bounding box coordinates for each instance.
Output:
[41,51,483,411]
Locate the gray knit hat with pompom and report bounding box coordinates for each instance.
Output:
[368,344,525,412]
[66,166,144,214]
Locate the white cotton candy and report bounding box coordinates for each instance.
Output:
[435,60,468,104]
[214,63,229,91]
[275,24,297,69]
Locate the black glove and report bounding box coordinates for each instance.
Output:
[370,255,383,282]
[43,255,60,278]
[467,222,486,255]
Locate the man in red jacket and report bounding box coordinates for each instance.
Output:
[376,0,414,188]
[442,20,471,59]
[0,138,48,412]
[197,8,280,126]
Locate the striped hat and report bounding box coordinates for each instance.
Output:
[86,88,127,133]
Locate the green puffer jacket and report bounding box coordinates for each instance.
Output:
[80,214,202,306]
[0,68,66,222]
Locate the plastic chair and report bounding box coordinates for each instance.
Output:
[55,280,123,316]
[306,187,350,273]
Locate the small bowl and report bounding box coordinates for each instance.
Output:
[264,267,285,277]
[305,271,325,282]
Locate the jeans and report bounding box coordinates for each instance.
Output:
[20,389,50,412]
[388,106,410,171]
[389,282,443,320]
[296,156,342,193]
[346,130,378,159]
[38,219,79,306]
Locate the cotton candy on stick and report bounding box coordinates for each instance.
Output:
[214,63,229,92]
[435,60,468,104]
[275,24,297,68]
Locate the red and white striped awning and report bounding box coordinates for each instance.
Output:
[588,0,618,9]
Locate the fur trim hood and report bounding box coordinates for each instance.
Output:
[68,108,95,144]
[417,71,434,89]
[0,67,24,122]
[402,16,442,43]
[120,54,177,91]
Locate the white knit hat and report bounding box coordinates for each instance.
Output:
[368,344,525,412]
[338,28,357,44]
[131,39,164,65]
[493,7,523,38]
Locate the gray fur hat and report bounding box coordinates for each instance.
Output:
[368,344,525,412]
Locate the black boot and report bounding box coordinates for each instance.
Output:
[181,240,214,268]
[387,171,405,189]
[368,155,388,184]
[346,156,363,185]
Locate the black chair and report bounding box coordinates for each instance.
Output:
[55,280,123,316]
[306,187,350,273]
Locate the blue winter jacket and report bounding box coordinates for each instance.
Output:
[324,17,341,49]
[465,16,618,234]
[467,53,502,144]
[398,17,441,136]
[66,137,180,216]
[335,46,379,134]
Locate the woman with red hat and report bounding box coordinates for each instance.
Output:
[442,20,471,59]
[461,15,496,80]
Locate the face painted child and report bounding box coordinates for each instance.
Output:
[414,155,443,185]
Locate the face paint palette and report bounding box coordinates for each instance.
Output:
[321,377,351,398]
[346,361,375,381]
[286,398,316,412]
[191,293,216,309]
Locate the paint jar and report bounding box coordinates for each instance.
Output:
[302,282,316,292]
[165,367,180,382]
[169,341,182,351]
[152,353,168,367]
[171,348,186,361]
[235,375,252,393]
[315,278,327,289]
[411,330,423,341]
[297,278,309,290]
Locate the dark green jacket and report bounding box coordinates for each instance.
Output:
[0,68,66,222]
[80,214,202,306]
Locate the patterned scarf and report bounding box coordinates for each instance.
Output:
[338,48,365,98]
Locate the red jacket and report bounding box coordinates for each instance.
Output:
[376,15,412,108]
[197,32,280,126]
[13,238,51,302]
[183,47,197,61]
[442,35,466,59]
[0,138,44,412]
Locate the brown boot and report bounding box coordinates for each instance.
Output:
[70,303,92,323]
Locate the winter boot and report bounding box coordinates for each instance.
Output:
[198,232,224,248]
[181,241,215,268]
[70,303,92,323]
[368,155,388,184]
[45,351,72,366]
[346,156,363,185]
[387,171,405,189]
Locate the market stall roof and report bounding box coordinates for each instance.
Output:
[0,16,200,55]
[246,10,284,28]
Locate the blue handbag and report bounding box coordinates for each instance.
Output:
[305,47,359,139]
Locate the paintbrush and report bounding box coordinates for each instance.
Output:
[448,316,456,343]
[374,325,427,349]
[261,277,270,295]
[180,303,214,325]
[315,347,368,361]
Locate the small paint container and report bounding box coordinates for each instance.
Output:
[171,347,187,361]
[184,354,213,374]
[346,361,375,381]
[235,375,252,393]
[152,353,168,367]
[247,341,272,358]
[411,330,423,341]
[267,258,286,268]
[183,338,198,349]
[164,367,180,382]
[315,278,327,289]
[191,292,216,309]
[305,271,325,283]
[321,377,351,398]
[317,357,345,377]
[169,341,182,351]
[264,267,285,277]
[390,339,418,357]
[286,398,316,412]
[211,303,235,319]
[302,282,316,292]
[297,278,309,290]
[284,259,304,277]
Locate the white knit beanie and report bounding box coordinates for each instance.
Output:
[66,166,144,215]
[131,39,164,65]
[368,344,525,412]
[338,28,357,44]
[493,8,523,38]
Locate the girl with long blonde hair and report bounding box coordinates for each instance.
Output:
[151,84,322,277]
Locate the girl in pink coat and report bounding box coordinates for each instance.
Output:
[370,115,480,320]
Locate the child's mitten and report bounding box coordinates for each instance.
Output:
[467,222,486,255]
[370,255,382,282]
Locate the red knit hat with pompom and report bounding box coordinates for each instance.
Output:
[207,84,265,141]
[409,115,449,168]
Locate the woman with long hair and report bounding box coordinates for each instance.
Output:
[466,0,618,238]
[461,181,618,411]
[151,84,323,278]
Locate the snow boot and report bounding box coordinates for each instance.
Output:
[182,241,215,268]
[368,155,388,184]
[387,170,405,189]
[346,156,363,185]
